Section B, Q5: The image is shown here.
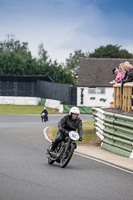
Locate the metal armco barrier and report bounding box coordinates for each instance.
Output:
[92,107,133,158]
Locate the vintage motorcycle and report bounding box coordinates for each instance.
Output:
[46,131,79,168]
[41,113,48,122]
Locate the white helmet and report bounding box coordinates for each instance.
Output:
[44,107,46,110]
[69,107,80,116]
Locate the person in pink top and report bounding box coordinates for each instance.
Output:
[116,65,124,83]
[117,63,125,82]
[111,65,124,85]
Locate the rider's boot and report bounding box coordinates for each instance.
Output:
[47,143,57,155]
[50,143,57,152]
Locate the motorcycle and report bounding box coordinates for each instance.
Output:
[41,113,48,122]
[46,131,79,168]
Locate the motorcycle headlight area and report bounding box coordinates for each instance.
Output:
[69,131,79,140]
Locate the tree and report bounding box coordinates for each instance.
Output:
[37,43,49,64]
[0,35,77,85]
[0,52,25,75]
[65,50,89,77]
[0,35,38,75]
[0,34,32,60]
[38,63,76,86]
[89,44,133,58]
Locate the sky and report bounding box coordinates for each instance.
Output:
[0,0,133,63]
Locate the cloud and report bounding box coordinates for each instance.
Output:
[29,1,133,62]
[1,0,133,63]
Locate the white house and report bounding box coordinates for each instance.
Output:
[77,58,133,107]
[77,86,114,107]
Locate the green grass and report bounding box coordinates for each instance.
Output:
[81,121,96,144]
[0,104,59,114]
[0,104,96,144]
[52,121,96,144]
[52,126,59,138]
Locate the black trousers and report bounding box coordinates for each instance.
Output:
[52,131,67,150]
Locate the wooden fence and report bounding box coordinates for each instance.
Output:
[113,83,133,112]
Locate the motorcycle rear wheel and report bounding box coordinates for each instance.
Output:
[60,143,75,168]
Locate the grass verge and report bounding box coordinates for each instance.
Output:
[51,121,98,145]
[0,104,59,114]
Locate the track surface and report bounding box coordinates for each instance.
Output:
[0,114,133,200]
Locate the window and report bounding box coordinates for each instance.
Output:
[97,87,105,94]
[88,87,105,94]
[88,88,96,94]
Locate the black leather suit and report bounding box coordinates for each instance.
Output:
[41,109,48,121]
[123,68,133,83]
[51,115,83,150]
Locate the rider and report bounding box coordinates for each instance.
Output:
[50,107,83,152]
[41,107,48,122]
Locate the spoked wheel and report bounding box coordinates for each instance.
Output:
[47,146,55,165]
[60,143,75,168]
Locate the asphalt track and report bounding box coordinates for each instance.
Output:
[0,114,133,200]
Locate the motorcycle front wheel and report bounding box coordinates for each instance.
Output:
[48,157,55,165]
[47,146,55,165]
[60,143,75,168]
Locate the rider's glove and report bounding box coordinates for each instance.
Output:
[79,137,82,141]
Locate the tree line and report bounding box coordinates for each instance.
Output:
[0,35,133,86]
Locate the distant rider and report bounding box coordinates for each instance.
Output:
[41,107,48,122]
[50,107,83,152]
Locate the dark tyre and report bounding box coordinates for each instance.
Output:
[60,143,75,168]
[47,146,55,165]
[48,158,55,165]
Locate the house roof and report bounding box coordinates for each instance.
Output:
[77,58,133,87]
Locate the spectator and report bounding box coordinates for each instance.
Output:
[118,63,125,81]
[119,63,125,73]
[123,61,129,80]
[122,63,133,84]
[110,68,118,85]
[112,68,118,75]
[111,67,123,85]
[123,61,129,66]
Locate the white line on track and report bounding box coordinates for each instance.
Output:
[43,126,51,142]
[43,127,133,175]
